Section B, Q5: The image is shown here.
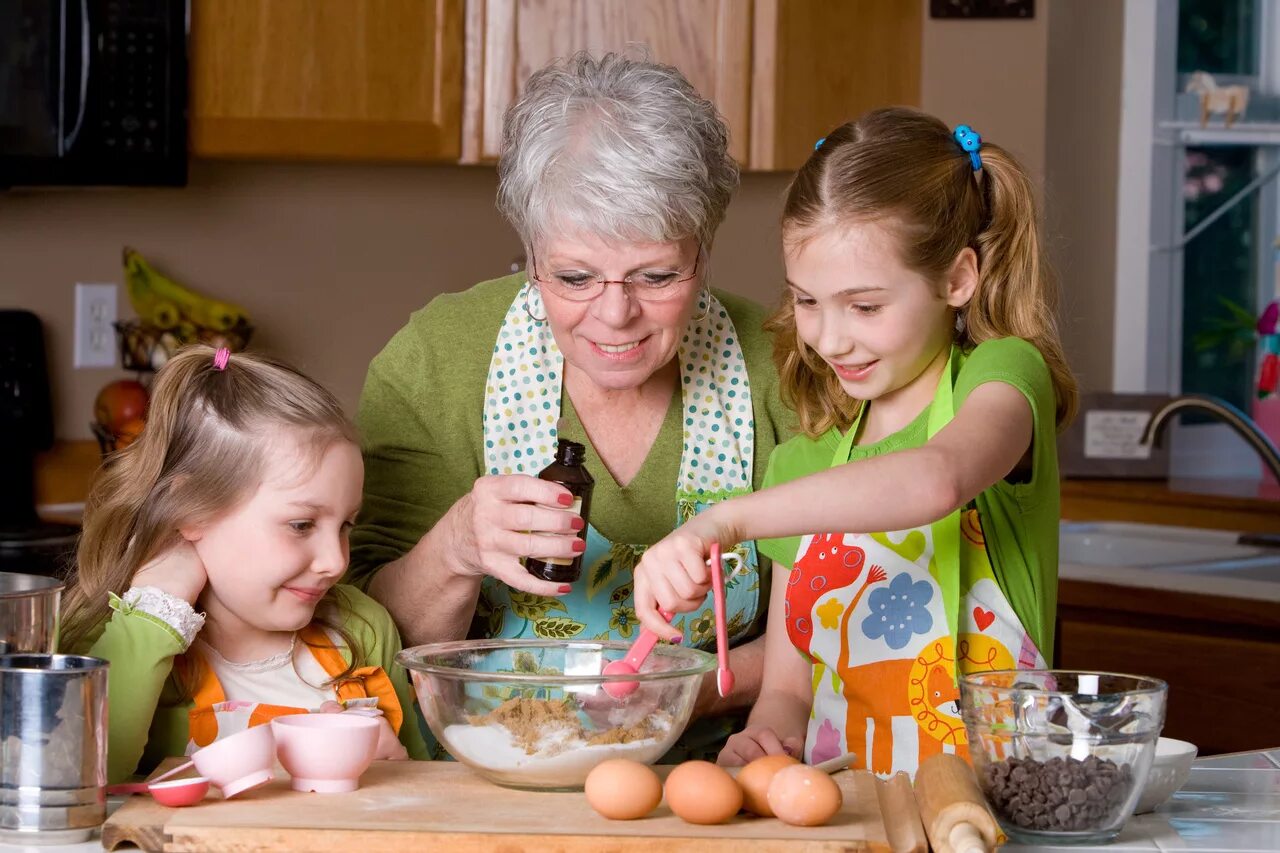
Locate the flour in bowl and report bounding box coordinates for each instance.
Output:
[441,697,676,786]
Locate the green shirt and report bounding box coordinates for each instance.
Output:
[757,337,1060,659]
[347,272,796,630]
[73,585,430,782]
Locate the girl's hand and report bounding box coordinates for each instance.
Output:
[632,509,736,641]
[315,702,409,760]
[131,540,208,605]
[718,726,804,767]
[446,474,585,597]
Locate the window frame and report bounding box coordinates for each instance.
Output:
[1116,0,1278,478]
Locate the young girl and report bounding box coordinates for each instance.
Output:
[633,107,1077,778]
[61,345,429,783]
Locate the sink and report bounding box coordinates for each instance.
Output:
[1060,521,1280,580]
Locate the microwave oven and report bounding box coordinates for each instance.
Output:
[0,0,189,188]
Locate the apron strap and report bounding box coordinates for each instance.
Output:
[299,624,405,735]
[925,349,962,683]
[829,347,963,682]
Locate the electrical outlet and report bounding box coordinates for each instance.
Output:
[74,283,118,368]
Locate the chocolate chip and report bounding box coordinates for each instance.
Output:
[978,755,1136,834]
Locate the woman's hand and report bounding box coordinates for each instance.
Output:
[315,702,409,760]
[718,726,804,767]
[443,474,586,597]
[131,539,208,605]
[632,508,739,640]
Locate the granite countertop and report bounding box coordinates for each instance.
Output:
[1006,749,1280,853]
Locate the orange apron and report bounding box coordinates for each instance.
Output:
[185,623,403,752]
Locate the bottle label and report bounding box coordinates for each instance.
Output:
[534,498,582,566]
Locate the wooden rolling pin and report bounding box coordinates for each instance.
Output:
[914,754,1002,853]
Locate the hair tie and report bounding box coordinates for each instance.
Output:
[212,347,231,371]
[814,136,826,151]
[953,124,983,171]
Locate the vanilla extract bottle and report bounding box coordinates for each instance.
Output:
[523,438,595,583]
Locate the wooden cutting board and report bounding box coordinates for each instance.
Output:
[103,760,927,852]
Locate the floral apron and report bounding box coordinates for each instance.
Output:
[785,348,1044,778]
[475,283,762,759]
[184,623,404,752]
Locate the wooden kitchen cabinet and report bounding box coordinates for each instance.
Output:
[190,0,464,161]
[1056,579,1280,756]
[461,0,921,170]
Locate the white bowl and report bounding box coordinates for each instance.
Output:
[1134,737,1197,814]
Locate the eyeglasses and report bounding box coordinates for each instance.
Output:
[528,246,701,302]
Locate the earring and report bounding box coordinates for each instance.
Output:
[954,311,967,335]
[690,286,711,323]
[523,286,547,323]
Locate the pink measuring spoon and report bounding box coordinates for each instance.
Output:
[107,760,210,808]
[602,545,740,700]
[708,542,735,698]
[601,607,675,700]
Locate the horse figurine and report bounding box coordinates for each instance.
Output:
[1186,70,1249,128]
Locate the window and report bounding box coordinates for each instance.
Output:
[1115,0,1276,477]
[1178,0,1257,77]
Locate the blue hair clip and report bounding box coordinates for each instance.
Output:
[814,136,827,151]
[953,124,982,171]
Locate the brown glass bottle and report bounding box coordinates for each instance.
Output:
[524,438,595,583]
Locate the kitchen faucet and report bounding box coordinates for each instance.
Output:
[1140,394,1280,483]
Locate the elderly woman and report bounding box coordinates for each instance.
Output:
[347,53,792,754]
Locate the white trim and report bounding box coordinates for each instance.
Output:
[1261,0,1280,94]
[1167,124,1280,145]
[1114,0,1161,392]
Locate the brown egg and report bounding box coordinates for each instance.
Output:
[737,754,800,817]
[584,759,663,820]
[767,764,843,827]
[664,761,743,825]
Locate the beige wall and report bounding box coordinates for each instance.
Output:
[921,6,1050,185]
[5,0,1126,441]
[1045,1,1125,394]
[0,163,792,440]
[924,0,1126,394]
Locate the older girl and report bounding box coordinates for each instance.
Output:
[634,108,1078,777]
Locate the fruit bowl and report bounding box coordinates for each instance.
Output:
[960,670,1167,846]
[115,319,254,373]
[397,639,714,791]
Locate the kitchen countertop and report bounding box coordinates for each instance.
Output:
[1006,749,1280,853]
[36,441,1280,532]
[1059,555,1280,605]
[3,750,1277,853]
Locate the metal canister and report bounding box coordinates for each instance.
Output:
[0,654,109,844]
[0,572,64,655]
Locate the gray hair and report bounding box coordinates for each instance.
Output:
[496,52,740,251]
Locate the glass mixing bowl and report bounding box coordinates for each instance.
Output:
[397,639,715,790]
[960,670,1167,846]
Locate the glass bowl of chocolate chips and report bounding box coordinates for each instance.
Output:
[960,670,1167,845]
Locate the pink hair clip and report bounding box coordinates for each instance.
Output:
[212,347,231,371]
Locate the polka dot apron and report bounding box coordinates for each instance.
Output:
[478,282,761,649]
[785,348,1045,778]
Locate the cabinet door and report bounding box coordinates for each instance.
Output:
[192,0,464,161]
[462,0,751,164]
[750,0,922,171]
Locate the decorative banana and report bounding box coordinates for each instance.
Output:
[122,247,250,332]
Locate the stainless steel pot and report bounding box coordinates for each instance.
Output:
[0,572,63,655]
[0,653,109,844]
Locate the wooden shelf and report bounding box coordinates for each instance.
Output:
[1062,477,1280,534]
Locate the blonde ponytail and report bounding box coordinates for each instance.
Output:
[967,146,1078,426]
